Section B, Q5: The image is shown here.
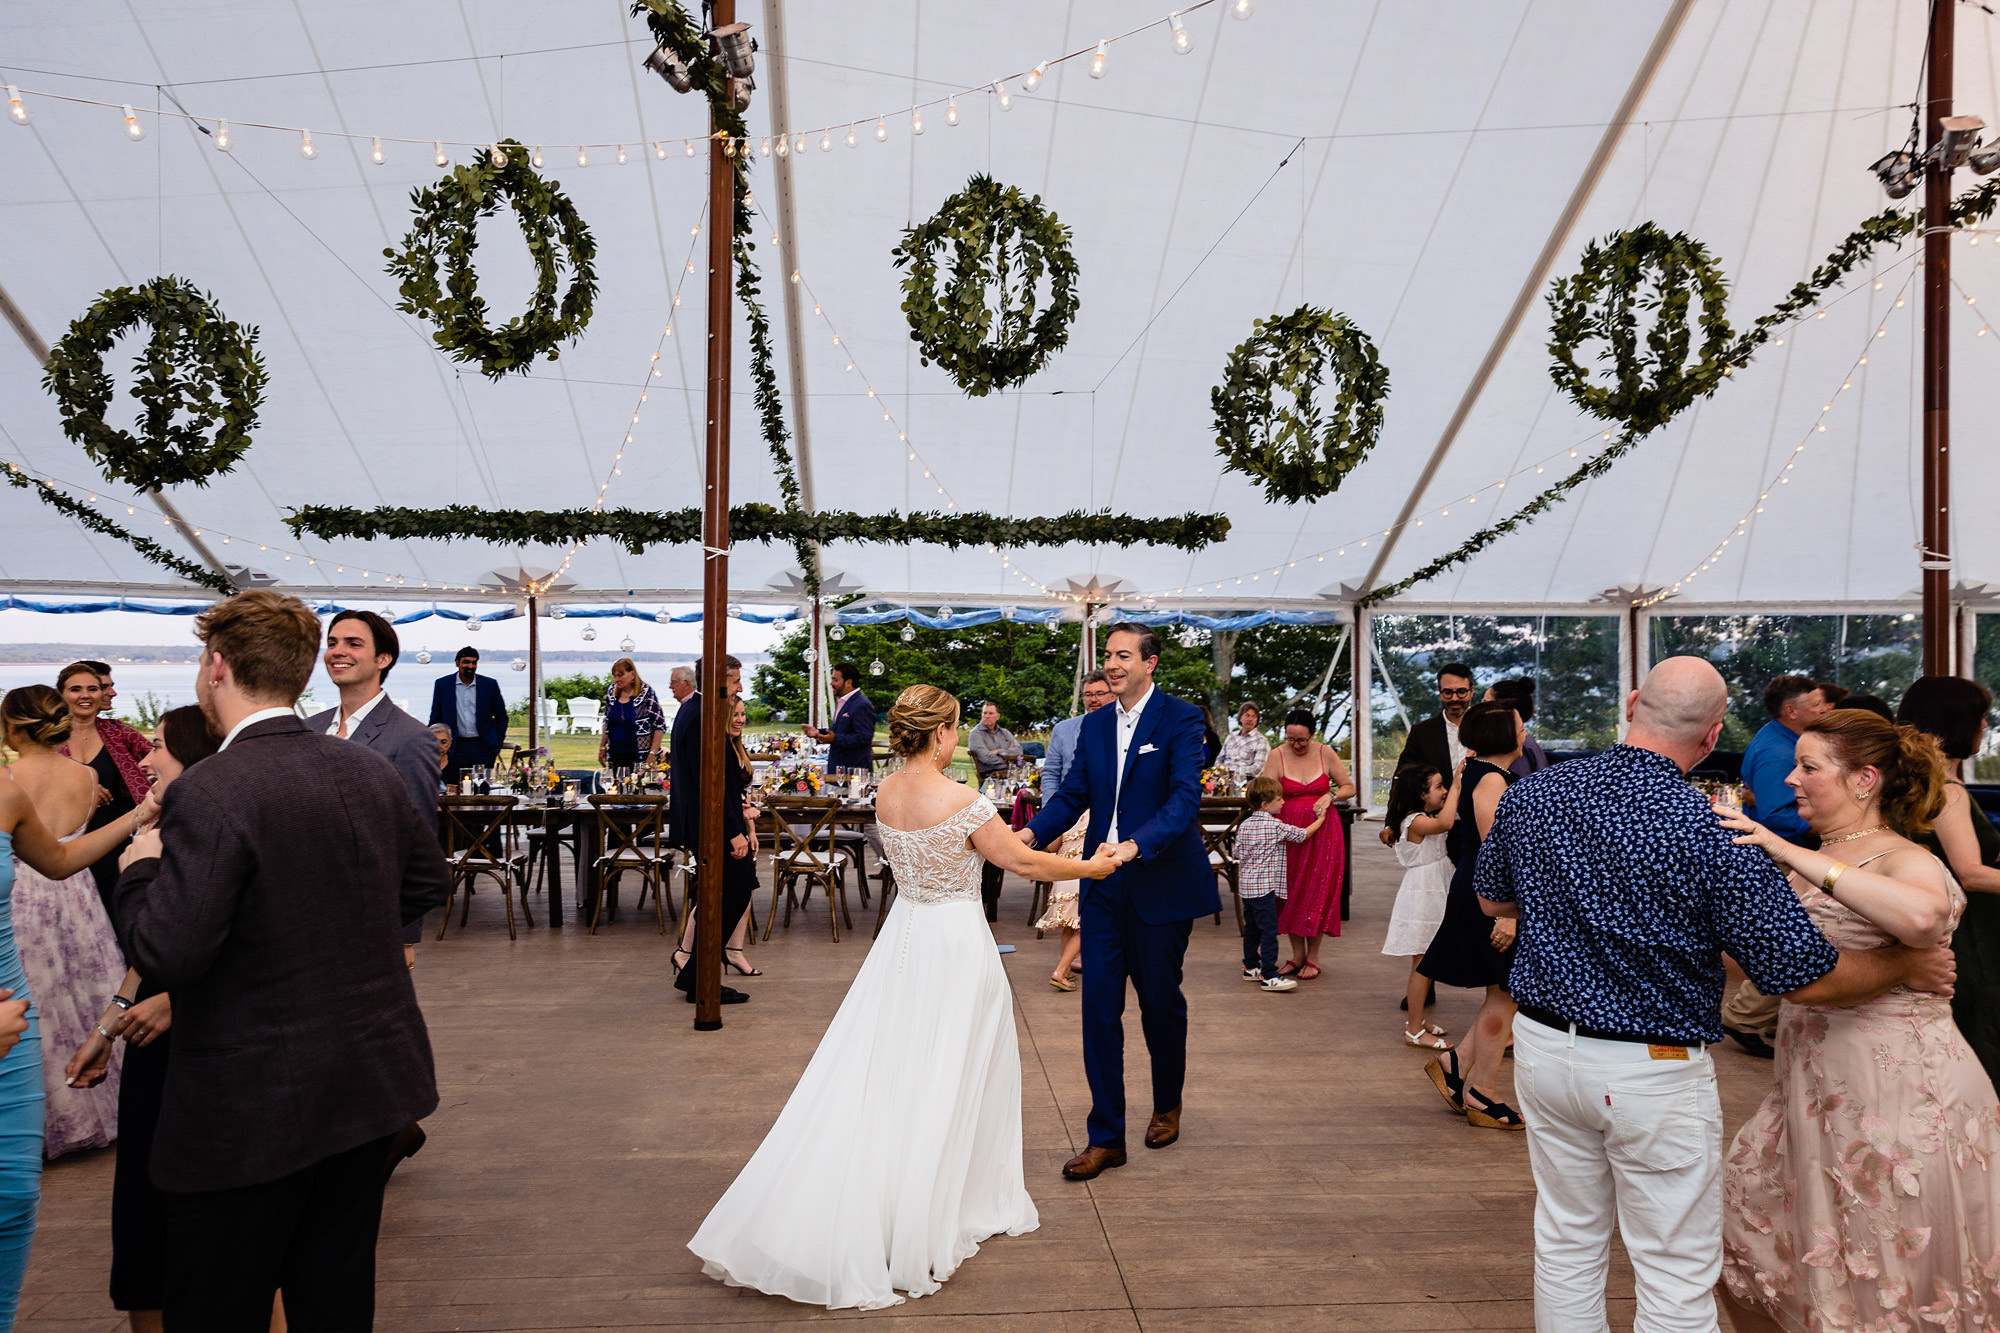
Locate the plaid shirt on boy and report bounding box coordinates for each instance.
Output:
[1233,809,1313,898]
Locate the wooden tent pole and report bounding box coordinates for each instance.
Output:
[1921,0,1955,676]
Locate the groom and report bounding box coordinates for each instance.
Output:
[1022,622,1213,1180]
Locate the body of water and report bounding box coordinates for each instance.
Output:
[0,659,678,720]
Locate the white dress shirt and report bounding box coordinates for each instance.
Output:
[1445,719,1467,775]
[1106,684,1155,846]
[327,689,386,739]
[220,707,296,751]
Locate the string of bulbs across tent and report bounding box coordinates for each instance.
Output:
[0,0,1252,168]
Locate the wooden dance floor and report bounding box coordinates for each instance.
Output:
[22,836,1780,1331]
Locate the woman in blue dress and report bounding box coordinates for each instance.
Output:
[598,657,667,772]
[0,710,155,1325]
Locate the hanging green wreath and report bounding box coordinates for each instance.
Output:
[40,275,267,493]
[384,139,598,379]
[893,174,1080,397]
[1211,306,1389,504]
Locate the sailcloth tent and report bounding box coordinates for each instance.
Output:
[0,0,1993,616]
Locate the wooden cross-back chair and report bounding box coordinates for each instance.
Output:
[437,795,533,940]
[760,796,853,941]
[1199,796,1256,931]
[586,794,670,935]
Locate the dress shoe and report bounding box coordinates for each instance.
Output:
[1144,1105,1181,1149]
[684,986,750,1004]
[1724,1025,1776,1060]
[1061,1145,1127,1180]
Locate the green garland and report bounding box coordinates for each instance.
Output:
[4,466,232,593]
[384,139,598,378]
[1362,177,2000,606]
[41,276,267,493]
[286,503,1230,556]
[892,175,1080,397]
[1211,305,1389,504]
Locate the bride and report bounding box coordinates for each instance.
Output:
[689,684,1118,1310]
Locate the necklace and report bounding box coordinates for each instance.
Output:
[1820,823,1889,846]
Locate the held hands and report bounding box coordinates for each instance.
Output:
[1109,840,1140,865]
[119,827,163,870]
[1312,794,1333,817]
[1016,827,1037,848]
[1079,844,1122,879]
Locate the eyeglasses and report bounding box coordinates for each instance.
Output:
[1439,687,1474,698]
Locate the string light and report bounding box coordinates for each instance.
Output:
[1170,13,1193,53]
[616,143,627,164]
[993,81,1013,112]
[214,118,229,150]
[532,144,545,167]
[122,105,144,141]
[298,129,316,158]
[911,108,924,135]
[577,145,589,167]
[370,136,385,165]
[1229,0,1255,17]
[819,131,831,151]
[1023,62,1047,93]
[6,86,28,125]
[945,97,959,126]
[489,143,506,166]
[1090,41,1109,78]
[874,119,888,142]
[434,141,447,167]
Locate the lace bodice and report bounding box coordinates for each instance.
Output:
[877,796,997,905]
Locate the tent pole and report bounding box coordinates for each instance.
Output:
[1921,0,1955,677]
[527,594,539,752]
[1351,605,1372,814]
[695,11,736,1032]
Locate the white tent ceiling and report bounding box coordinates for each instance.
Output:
[0,0,1995,612]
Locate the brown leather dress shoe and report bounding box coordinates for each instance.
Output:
[1061,1145,1127,1180]
[1144,1105,1181,1149]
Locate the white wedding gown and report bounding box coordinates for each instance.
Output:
[688,794,1039,1309]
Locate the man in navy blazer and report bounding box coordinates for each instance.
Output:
[803,662,877,772]
[428,646,508,783]
[1022,622,1214,1180]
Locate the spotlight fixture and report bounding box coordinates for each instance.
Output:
[1869,149,1919,200]
[1973,141,2000,176]
[710,22,757,79]
[727,76,754,112]
[1938,115,1986,171]
[642,45,696,93]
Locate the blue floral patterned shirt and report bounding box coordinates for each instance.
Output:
[1474,743,1838,1043]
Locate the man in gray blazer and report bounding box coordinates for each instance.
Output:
[308,609,440,968]
[115,590,449,1329]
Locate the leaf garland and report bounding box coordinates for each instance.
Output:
[41,275,267,492]
[892,174,1080,397]
[1212,305,1389,504]
[285,502,1231,557]
[4,465,232,593]
[384,139,598,378]
[1362,177,2000,606]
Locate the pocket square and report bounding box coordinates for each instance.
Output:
[1138,743,1159,755]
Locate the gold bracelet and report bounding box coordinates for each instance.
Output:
[1821,860,1849,893]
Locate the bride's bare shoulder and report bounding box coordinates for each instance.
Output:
[876,770,981,831]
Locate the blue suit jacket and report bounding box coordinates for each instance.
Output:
[826,689,877,772]
[428,673,508,750]
[1026,688,1216,925]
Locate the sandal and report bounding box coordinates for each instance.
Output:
[1463,1087,1527,1131]
[1424,1049,1466,1112]
[1050,975,1078,992]
[1297,962,1322,981]
[724,949,763,977]
[1404,1026,1453,1051]
[1276,960,1301,977]
[672,949,691,973]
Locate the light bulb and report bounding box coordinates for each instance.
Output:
[577,145,588,166]
[489,143,505,166]
[370,136,385,164]
[123,105,145,141]
[794,133,806,154]
[723,137,735,157]
[946,98,959,126]
[874,119,888,141]
[1024,62,1046,92]
[1170,13,1193,52]
[820,131,831,151]
[616,144,627,164]
[775,134,789,156]
[912,108,924,134]
[299,129,316,159]
[214,118,230,151]
[434,141,448,167]
[653,141,666,159]
[5,86,27,125]
[870,659,884,676]
[532,144,544,167]
[846,124,858,147]
[993,80,1012,111]
[1229,0,1254,17]
[1089,41,1108,78]
[759,136,770,156]
[684,139,696,157]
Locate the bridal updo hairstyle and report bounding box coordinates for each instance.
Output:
[889,684,960,757]
[2,684,73,748]
[1802,709,1948,837]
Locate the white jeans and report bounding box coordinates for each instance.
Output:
[1511,1013,1724,1333]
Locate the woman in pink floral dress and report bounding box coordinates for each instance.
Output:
[1715,710,2000,1333]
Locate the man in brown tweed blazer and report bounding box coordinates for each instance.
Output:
[114,590,449,1330]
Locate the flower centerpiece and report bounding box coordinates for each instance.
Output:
[769,751,822,796]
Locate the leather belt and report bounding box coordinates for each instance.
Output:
[1516,1003,1706,1051]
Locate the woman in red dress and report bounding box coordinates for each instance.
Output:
[1260,709,1355,978]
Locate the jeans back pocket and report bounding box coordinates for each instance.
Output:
[1604,1076,1713,1173]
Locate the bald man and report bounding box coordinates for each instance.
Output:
[1472,656,1958,1331]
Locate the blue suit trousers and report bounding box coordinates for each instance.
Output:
[1079,881,1193,1149]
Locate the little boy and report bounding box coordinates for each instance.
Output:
[1234,776,1330,992]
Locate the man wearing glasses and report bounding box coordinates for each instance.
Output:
[1381,663,1477,846]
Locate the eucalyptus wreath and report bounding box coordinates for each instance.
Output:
[893,174,1080,397]
[40,276,267,493]
[1211,306,1389,504]
[384,139,598,379]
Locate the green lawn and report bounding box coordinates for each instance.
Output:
[503,723,1008,784]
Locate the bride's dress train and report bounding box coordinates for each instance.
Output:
[688,794,1039,1309]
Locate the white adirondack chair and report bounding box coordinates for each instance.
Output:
[566,696,604,735]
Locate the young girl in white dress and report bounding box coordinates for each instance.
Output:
[1381,762,1458,1050]
[689,684,1118,1311]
